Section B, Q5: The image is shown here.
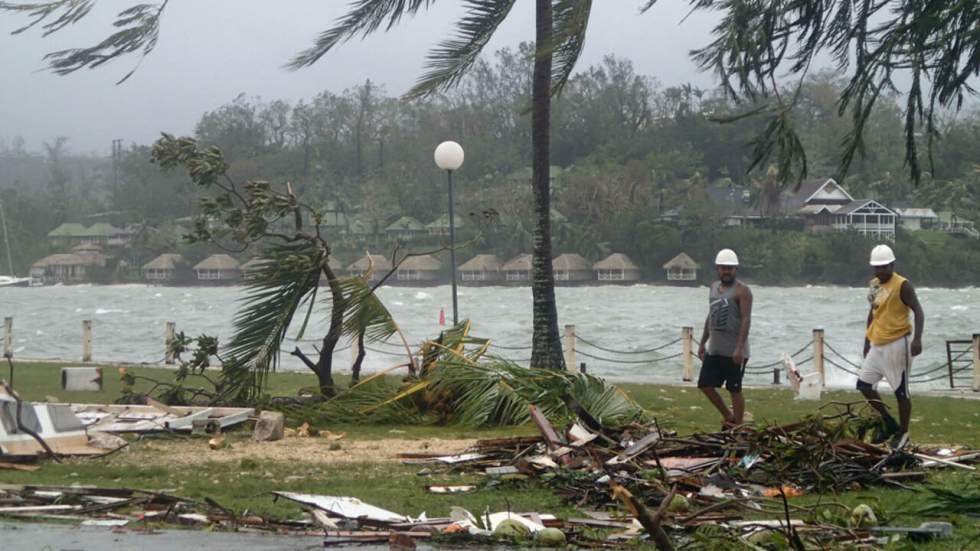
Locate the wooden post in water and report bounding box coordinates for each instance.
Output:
[164,322,176,364]
[813,328,825,388]
[3,317,12,358]
[82,320,92,362]
[972,333,980,392]
[563,325,576,371]
[681,326,694,381]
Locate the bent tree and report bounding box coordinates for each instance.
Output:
[643,0,980,188]
[2,0,660,371]
[150,134,407,401]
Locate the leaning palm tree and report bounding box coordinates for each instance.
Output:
[287,0,601,370]
[150,134,420,401]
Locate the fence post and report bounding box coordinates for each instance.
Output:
[813,328,825,388]
[164,321,176,365]
[3,317,12,358]
[82,320,92,362]
[682,326,694,382]
[563,325,576,371]
[972,333,980,392]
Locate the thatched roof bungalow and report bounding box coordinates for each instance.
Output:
[593,253,641,283]
[458,254,502,284]
[347,254,393,282]
[385,216,426,241]
[501,253,532,283]
[193,254,241,284]
[142,253,188,283]
[425,214,464,236]
[396,254,442,283]
[663,253,699,282]
[30,252,106,284]
[553,253,591,283]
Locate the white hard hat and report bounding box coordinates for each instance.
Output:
[869,244,896,266]
[714,248,739,266]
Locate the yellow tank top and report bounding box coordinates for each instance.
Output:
[866,273,912,345]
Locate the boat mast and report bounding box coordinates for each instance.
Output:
[0,199,14,276]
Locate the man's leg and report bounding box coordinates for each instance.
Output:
[896,397,911,434]
[857,381,900,442]
[857,384,893,422]
[730,391,745,425]
[700,386,733,424]
[698,355,733,425]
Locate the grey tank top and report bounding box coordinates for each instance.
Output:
[707,281,749,357]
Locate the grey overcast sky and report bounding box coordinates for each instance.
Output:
[0,1,723,155]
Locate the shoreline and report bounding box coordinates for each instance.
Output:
[5,281,980,290]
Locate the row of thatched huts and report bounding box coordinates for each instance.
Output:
[30,246,701,285]
[138,251,702,285]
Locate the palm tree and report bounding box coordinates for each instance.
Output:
[287,1,598,370]
[4,0,613,370]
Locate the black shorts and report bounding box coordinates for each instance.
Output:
[698,354,746,392]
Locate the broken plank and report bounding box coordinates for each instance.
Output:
[913,453,977,471]
[528,406,563,449]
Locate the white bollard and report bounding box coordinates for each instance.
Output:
[682,326,694,381]
[812,328,825,388]
[165,321,176,364]
[82,320,92,362]
[563,325,576,371]
[3,317,11,358]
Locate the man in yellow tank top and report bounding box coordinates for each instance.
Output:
[857,244,924,448]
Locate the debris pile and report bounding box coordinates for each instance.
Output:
[397,402,977,548]
[0,484,321,535]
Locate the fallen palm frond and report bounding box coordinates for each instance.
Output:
[272,321,645,428]
[428,357,645,427]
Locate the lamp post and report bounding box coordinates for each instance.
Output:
[434,141,464,325]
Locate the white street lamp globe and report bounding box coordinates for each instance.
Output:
[434,141,464,171]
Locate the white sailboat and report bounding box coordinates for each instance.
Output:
[0,198,32,287]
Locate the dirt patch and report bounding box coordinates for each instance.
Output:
[110,436,477,467]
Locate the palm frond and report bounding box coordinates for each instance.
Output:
[1,0,95,36]
[223,241,322,398]
[428,357,646,427]
[337,276,399,343]
[405,0,516,99]
[288,0,436,70]
[549,0,592,96]
[4,1,170,84]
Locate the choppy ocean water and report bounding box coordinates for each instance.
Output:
[2,283,976,389]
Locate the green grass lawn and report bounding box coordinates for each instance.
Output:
[3,362,979,548]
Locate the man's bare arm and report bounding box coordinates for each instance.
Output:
[901,280,925,356]
[698,315,709,360]
[733,285,752,364]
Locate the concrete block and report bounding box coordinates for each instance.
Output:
[252,411,284,442]
[61,367,102,391]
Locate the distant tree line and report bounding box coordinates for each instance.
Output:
[2,47,979,285]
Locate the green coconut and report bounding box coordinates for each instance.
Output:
[534,527,567,546]
[665,494,691,513]
[494,518,530,539]
[849,504,878,528]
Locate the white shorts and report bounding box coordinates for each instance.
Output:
[859,335,912,398]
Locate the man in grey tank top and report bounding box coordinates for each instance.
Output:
[697,248,753,429]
